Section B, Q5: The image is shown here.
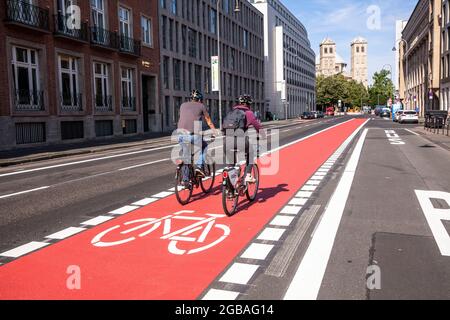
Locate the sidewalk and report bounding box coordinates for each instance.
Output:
[410,125,450,152]
[0,118,301,167]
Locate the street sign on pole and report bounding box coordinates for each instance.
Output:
[211,56,219,92]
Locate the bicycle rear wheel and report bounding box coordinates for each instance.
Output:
[200,162,216,194]
[222,185,239,217]
[175,165,193,205]
[246,164,260,202]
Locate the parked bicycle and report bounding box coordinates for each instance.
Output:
[175,132,216,205]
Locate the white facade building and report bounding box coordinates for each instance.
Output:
[441,0,450,111]
[250,0,316,119]
[395,20,408,90]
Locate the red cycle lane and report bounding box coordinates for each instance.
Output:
[0,119,366,300]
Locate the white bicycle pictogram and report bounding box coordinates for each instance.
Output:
[91,210,230,255]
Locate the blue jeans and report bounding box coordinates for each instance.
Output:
[178,135,207,167]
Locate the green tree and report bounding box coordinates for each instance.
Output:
[368,70,395,106]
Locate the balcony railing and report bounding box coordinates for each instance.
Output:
[13,89,45,111]
[6,0,49,31]
[119,35,141,56]
[121,97,137,112]
[54,14,88,42]
[90,27,118,50]
[95,94,113,112]
[60,93,83,112]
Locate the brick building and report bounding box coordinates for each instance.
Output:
[0,0,160,150]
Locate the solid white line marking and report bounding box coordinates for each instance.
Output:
[241,243,274,260]
[45,227,86,240]
[280,206,302,215]
[152,191,174,198]
[296,191,313,198]
[132,198,159,206]
[270,215,295,227]
[219,263,259,285]
[405,129,420,136]
[257,228,286,241]
[289,198,308,206]
[202,289,240,301]
[118,158,170,171]
[0,242,50,258]
[0,145,178,178]
[81,216,114,226]
[284,126,368,300]
[109,205,139,215]
[0,186,50,200]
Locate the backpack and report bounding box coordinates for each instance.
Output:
[222,108,247,132]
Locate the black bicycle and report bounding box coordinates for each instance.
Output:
[175,134,216,205]
[221,137,260,216]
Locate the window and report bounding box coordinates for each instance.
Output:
[188,28,197,58]
[171,0,177,15]
[173,59,181,90]
[243,30,248,49]
[58,55,80,109]
[324,48,328,54]
[11,46,42,109]
[91,0,105,29]
[141,16,153,46]
[93,62,110,109]
[210,8,217,34]
[119,7,132,51]
[121,67,135,110]
[163,56,170,89]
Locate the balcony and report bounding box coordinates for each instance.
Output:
[5,0,49,31]
[119,35,141,56]
[13,89,45,111]
[121,97,137,112]
[90,27,118,50]
[54,14,88,42]
[60,93,83,112]
[95,94,113,112]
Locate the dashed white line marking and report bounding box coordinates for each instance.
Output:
[317,169,329,173]
[0,242,50,258]
[118,158,170,171]
[202,289,240,301]
[310,175,325,181]
[219,263,259,285]
[45,227,86,240]
[405,129,420,136]
[314,172,327,177]
[289,198,308,206]
[152,191,174,198]
[270,215,295,227]
[284,125,369,300]
[301,185,317,192]
[306,180,321,186]
[109,205,140,215]
[280,206,302,215]
[296,191,313,198]
[132,198,159,206]
[0,186,50,200]
[257,228,286,241]
[81,216,114,226]
[241,243,274,260]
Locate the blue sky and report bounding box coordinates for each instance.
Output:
[282,0,417,85]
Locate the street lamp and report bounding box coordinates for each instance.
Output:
[392,38,409,110]
[216,0,241,130]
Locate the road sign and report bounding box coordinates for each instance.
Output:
[211,56,219,92]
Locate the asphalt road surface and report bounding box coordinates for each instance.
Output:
[0,115,448,300]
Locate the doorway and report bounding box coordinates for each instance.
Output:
[142,75,157,132]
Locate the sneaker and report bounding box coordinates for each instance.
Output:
[195,166,206,178]
[245,174,257,184]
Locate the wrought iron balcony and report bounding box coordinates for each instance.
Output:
[119,35,141,56]
[90,27,118,50]
[54,14,88,42]
[95,94,113,112]
[13,89,45,111]
[60,93,83,112]
[121,97,137,112]
[5,0,49,31]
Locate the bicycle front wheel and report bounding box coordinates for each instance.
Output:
[246,164,260,202]
[175,166,193,205]
[222,185,239,217]
[200,162,216,194]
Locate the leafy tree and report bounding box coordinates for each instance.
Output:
[368,70,395,106]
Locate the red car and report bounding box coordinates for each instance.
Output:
[326,107,335,116]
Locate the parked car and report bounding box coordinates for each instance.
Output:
[374,106,385,116]
[301,112,315,120]
[399,110,419,124]
[326,107,335,116]
[380,108,391,118]
[317,111,325,118]
[394,110,404,122]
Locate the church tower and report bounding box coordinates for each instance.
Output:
[351,37,368,88]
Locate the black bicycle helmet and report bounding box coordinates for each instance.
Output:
[191,90,204,102]
[238,94,253,106]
